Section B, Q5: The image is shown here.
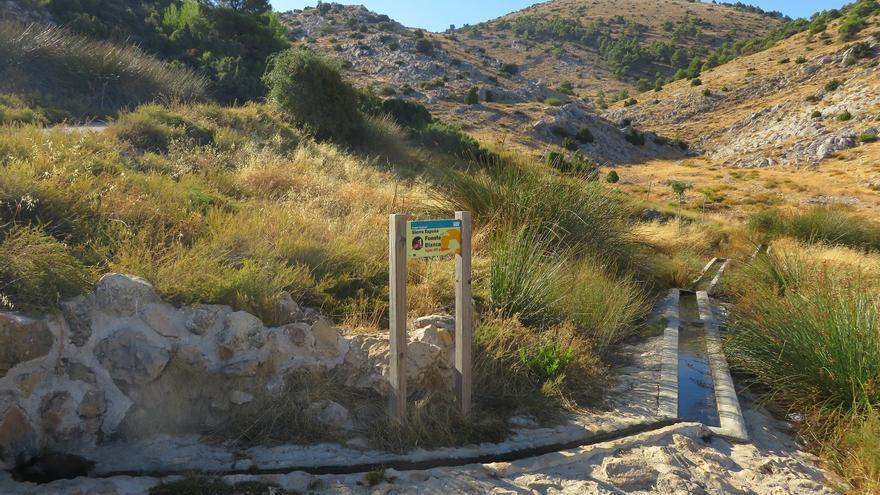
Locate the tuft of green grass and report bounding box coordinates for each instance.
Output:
[748,207,880,251]
[0,226,95,312]
[488,225,566,324]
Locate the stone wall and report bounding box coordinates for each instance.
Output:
[0,274,455,470]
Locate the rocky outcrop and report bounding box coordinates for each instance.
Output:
[0,274,456,469]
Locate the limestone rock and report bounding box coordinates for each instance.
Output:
[276,292,304,324]
[306,400,353,431]
[95,327,170,386]
[38,391,79,446]
[311,319,344,356]
[0,312,54,378]
[94,274,160,315]
[138,303,186,339]
[0,405,34,470]
[55,358,96,384]
[60,295,93,347]
[218,312,266,357]
[184,305,228,336]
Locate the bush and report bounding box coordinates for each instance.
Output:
[811,110,823,119]
[779,57,791,64]
[623,98,637,107]
[839,13,867,40]
[796,55,807,63]
[415,38,434,56]
[464,86,479,105]
[690,78,703,86]
[379,98,432,130]
[624,128,645,146]
[263,48,364,143]
[555,81,575,95]
[418,122,484,160]
[0,94,48,125]
[702,88,711,97]
[500,63,519,75]
[562,137,579,151]
[837,110,853,121]
[825,79,842,92]
[606,170,619,183]
[859,133,878,143]
[544,97,564,106]
[576,127,594,144]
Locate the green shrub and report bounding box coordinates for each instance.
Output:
[415,38,434,55]
[623,98,637,107]
[0,94,47,125]
[837,110,853,121]
[555,81,575,95]
[825,79,842,92]
[464,86,479,105]
[418,122,484,160]
[690,78,703,86]
[379,98,432,130]
[702,88,711,97]
[0,225,95,312]
[811,110,823,119]
[779,57,791,64]
[839,13,867,40]
[670,138,689,150]
[806,94,821,103]
[544,97,564,106]
[796,55,808,63]
[624,128,645,146]
[859,133,878,143]
[606,170,619,183]
[562,137,579,151]
[263,48,364,143]
[500,63,519,75]
[518,341,574,380]
[576,127,594,144]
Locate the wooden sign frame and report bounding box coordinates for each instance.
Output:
[387,211,473,419]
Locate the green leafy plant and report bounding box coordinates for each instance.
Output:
[518,341,575,381]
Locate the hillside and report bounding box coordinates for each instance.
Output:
[457,0,786,97]
[600,8,880,217]
[279,1,788,163]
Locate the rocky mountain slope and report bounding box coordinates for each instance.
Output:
[608,13,880,169]
[279,1,785,164]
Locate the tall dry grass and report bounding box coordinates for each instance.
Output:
[0,22,206,119]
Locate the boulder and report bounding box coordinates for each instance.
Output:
[95,327,170,386]
[218,312,266,357]
[306,400,353,431]
[38,391,80,446]
[184,305,228,336]
[77,390,107,420]
[0,312,54,378]
[94,274,160,315]
[311,319,344,357]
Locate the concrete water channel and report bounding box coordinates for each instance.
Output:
[659,259,748,441]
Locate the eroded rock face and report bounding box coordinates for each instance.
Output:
[95,328,170,386]
[0,405,34,470]
[0,313,53,378]
[60,296,92,347]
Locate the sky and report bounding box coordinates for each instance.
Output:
[271,0,850,32]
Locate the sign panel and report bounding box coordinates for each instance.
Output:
[406,219,462,258]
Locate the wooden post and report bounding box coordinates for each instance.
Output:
[388,214,408,420]
[454,211,473,415]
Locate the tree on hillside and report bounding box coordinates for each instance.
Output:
[210,0,271,13]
